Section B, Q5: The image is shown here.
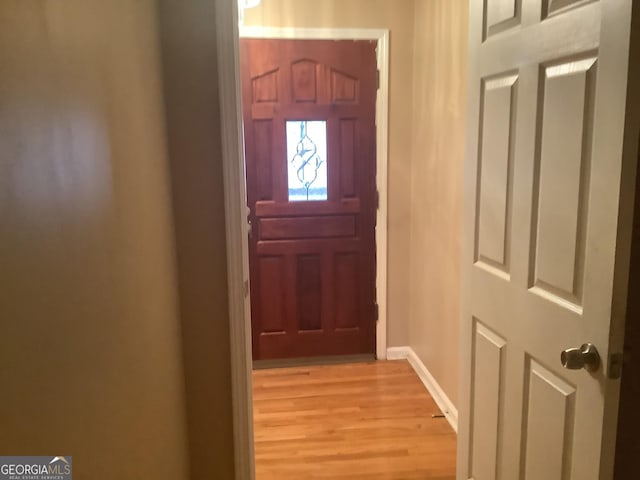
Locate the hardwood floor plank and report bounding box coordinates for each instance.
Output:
[252,360,457,479]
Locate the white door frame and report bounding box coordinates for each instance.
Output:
[239,25,390,362]
[214,1,255,479]
[214,0,390,476]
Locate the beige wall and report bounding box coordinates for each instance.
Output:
[409,0,468,405]
[156,0,236,478]
[244,0,416,346]
[0,1,190,478]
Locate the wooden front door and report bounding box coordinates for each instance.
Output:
[459,1,637,479]
[240,39,378,361]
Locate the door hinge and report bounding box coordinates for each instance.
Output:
[373,303,379,322]
[608,352,624,379]
[376,69,380,89]
[246,206,253,239]
[608,349,632,379]
[375,189,380,210]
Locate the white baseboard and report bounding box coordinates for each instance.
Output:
[386,346,458,433]
[386,346,411,360]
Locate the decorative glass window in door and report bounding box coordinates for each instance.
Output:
[286,120,328,201]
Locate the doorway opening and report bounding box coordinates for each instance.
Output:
[240,27,390,363]
[239,26,389,359]
[235,24,457,480]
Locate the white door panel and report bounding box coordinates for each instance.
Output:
[459,1,636,479]
[476,73,517,278]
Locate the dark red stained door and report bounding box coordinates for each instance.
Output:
[240,39,377,361]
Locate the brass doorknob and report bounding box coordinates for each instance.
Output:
[561,343,600,372]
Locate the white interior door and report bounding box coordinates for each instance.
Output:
[459,1,637,479]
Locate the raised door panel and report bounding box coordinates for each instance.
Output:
[331,69,359,103]
[259,215,355,240]
[530,56,597,313]
[543,0,597,20]
[340,119,357,198]
[252,69,279,103]
[334,253,359,330]
[470,320,506,480]
[291,60,318,103]
[485,0,521,39]
[476,73,518,278]
[522,359,576,480]
[253,120,274,201]
[259,256,287,333]
[297,255,322,331]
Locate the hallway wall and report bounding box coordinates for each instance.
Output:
[0,1,189,478]
[156,0,237,478]
[409,0,468,405]
[244,0,416,347]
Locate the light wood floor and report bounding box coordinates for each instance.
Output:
[252,360,457,480]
